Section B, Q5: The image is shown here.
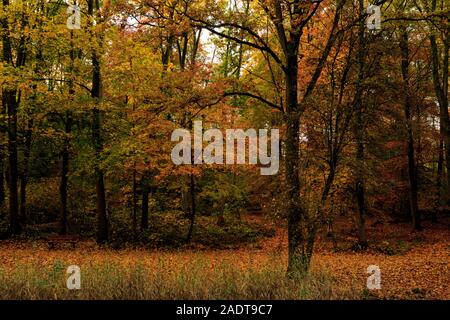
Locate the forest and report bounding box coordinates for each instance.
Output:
[0,0,449,300]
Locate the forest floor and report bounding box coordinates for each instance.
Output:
[0,214,448,299]
[248,213,450,299]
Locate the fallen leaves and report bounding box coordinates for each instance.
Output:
[0,215,448,299]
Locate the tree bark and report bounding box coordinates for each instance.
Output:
[59,112,72,235]
[285,50,306,274]
[434,135,443,223]
[355,0,367,248]
[400,29,421,231]
[59,31,75,235]
[88,0,108,243]
[6,89,19,235]
[0,80,4,209]
[2,0,21,235]
[19,119,32,225]
[430,0,449,204]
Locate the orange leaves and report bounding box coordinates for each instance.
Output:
[1,215,449,299]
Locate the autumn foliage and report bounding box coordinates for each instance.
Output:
[0,0,449,300]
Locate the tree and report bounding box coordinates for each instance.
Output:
[1,0,26,235]
[399,27,421,230]
[182,0,350,274]
[428,0,449,205]
[88,0,108,243]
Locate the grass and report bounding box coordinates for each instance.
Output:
[0,256,361,300]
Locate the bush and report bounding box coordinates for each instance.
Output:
[373,240,411,255]
[108,210,275,249]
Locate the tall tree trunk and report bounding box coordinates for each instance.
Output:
[6,90,19,235]
[430,0,450,204]
[2,0,21,235]
[92,97,108,243]
[59,112,72,235]
[400,30,421,231]
[285,51,306,274]
[177,38,198,223]
[19,119,32,225]
[59,31,75,235]
[88,0,108,243]
[284,0,345,274]
[0,86,4,209]
[435,135,443,223]
[355,0,367,248]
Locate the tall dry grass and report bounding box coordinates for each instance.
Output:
[0,254,361,299]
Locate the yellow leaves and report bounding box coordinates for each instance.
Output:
[37,127,65,139]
